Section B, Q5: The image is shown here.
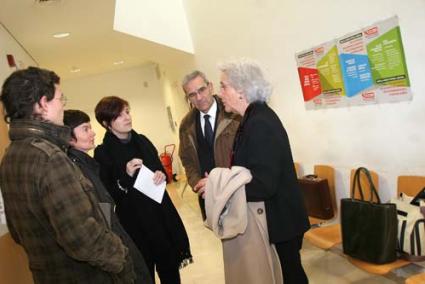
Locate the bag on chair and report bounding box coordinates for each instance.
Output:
[390,187,425,261]
[341,167,398,264]
[298,175,334,219]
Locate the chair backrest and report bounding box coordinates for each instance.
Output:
[397,175,425,197]
[314,165,337,215]
[294,162,301,178]
[0,233,34,284]
[350,168,379,202]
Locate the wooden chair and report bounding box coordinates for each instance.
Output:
[305,168,378,250]
[347,257,410,275]
[304,165,341,249]
[397,175,425,197]
[308,165,337,225]
[346,173,420,275]
[303,223,342,249]
[405,272,425,284]
[0,233,34,284]
[293,162,302,178]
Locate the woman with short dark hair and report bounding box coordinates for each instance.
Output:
[64,109,153,284]
[94,96,192,284]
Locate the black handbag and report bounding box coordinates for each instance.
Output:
[341,167,398,264]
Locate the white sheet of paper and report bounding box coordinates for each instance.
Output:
[133,166,166,203]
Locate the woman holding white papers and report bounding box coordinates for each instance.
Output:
[94,96,192,284]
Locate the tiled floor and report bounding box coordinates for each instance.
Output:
[166,179,425,284]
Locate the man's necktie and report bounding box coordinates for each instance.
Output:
[204,114,214,147]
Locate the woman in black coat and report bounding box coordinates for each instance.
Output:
[63,109,153,284]
[217,60,310,284]
[93,96,192,284]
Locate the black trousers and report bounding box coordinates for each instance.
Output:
[274,235,308,284]
[142,247,181,284]
[198,196,207,221]
[117,204,181,284]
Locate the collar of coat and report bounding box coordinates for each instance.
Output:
[181,96,240,138]
[68,147,99,172]
[8,119,71,150]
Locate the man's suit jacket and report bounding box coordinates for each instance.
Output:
[179,97,240,188]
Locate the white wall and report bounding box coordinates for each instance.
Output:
[0,23,38,236]
[158,66,189,174]
[62,64,177,157]
[114,0,194,53]
[183,0,425,204]
[0,24,37,83]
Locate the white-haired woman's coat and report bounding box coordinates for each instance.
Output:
[205,166,283,284]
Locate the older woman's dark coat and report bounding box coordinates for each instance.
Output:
[232,102,310,243]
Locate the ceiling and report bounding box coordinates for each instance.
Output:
[0,0,194,80]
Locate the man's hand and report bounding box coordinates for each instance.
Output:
[193,172,209,198]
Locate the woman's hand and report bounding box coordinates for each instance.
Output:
[126,158,143,177]
[153,171,166,185]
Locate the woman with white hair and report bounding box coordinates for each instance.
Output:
[218,59,310,284]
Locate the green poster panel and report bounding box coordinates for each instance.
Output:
[367,27,410,87]
[317,45,346,96]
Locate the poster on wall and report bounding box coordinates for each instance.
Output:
[338,31,375,105]
[296,16,411,110]
[296,41,348,109]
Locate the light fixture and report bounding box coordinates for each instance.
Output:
[53,32,70,39]
[113,60,124,65]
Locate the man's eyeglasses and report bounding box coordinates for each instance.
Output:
[55,94,67,106]
[186,83,209,99]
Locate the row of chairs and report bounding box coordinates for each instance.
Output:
[294,163,425,283]
[0,164,423,284]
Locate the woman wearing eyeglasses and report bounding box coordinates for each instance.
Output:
[216,59,310,284]
[93,96,192,284]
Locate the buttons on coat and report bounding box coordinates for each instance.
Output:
[257,208,264,214]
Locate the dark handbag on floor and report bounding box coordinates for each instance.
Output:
[341,167,398,264]
[299,175,334,219]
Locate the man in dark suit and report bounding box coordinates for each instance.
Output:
[178,70,239,220]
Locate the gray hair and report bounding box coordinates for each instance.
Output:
[181,70,209,92]
[218,59,272,103]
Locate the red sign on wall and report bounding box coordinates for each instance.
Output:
[297,67,322,101]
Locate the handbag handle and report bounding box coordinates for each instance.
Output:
[351,168,364,200]
[351,167,381,203]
